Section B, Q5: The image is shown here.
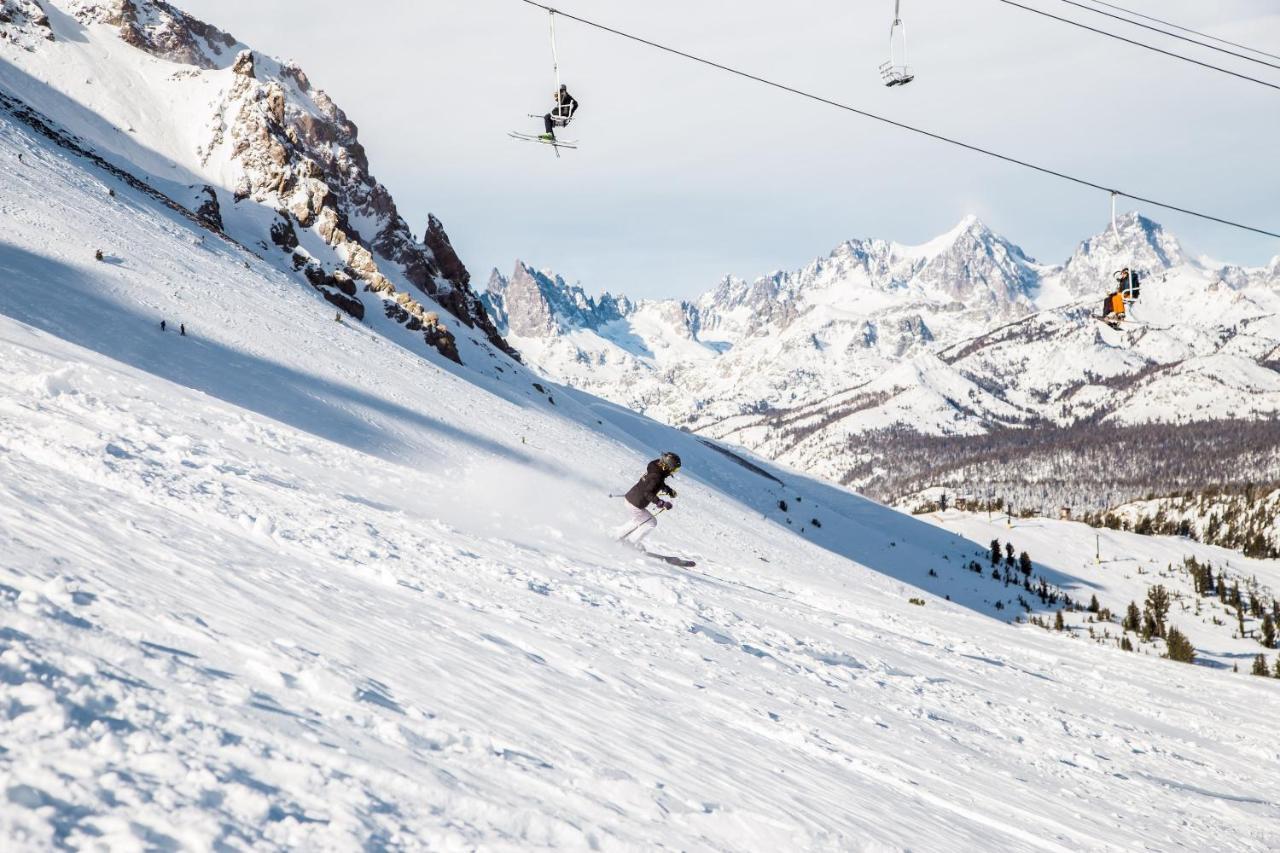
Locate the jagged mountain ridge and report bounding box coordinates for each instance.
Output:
[0,0,514,364]
[487,214,1280,497]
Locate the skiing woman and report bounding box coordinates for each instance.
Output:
[618,452,680,546]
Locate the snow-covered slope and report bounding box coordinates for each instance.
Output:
[4,33,1280,850]
[0,0,512,363]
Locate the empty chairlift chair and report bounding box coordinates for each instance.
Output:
[880,0,915,87]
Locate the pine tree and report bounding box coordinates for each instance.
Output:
[1019,551,1033,576]
[1088,595,1100,614]
[990,539,1001,567]
[1164,627,1196,663]
[1054,610,1065,631]
[1120,636,1133,652]
[1262,613,1276,649]
[1146,585,1171,637]
[1005,542,1015,562]
[1251,654,1269,676]
[1123,601,1141,633]
[1274,656,1280,679]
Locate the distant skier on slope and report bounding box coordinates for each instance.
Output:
[540,84,579,141]
[617,451,680,546]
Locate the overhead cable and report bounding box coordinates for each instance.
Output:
[514,0,1280,240]
[1083,0,1280,63]
[1054,0,1280,70]
[990,0,1280,92]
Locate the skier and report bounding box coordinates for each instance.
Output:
[540,84,578,141]
[180,323,186,336]
[618,452,681,547]
[160,320,166,332]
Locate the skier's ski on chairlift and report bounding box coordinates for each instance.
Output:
[879,0,915,87]
[509,129,578,149]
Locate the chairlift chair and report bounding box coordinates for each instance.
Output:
[509,9,579,155]
[880,0,914,87]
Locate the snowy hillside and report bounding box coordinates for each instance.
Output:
[0,0,512,364]
[5,3,1280,849]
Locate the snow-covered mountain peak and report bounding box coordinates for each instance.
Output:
[482,260,632,339]
[895,213,997,259]
[1057,212,1188,298]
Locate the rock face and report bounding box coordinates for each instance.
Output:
[6,0,514,365]
[484,262,634,338]
[73,0,239,68]
[0,0,52,46]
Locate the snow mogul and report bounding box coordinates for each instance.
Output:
[539,84,579,142]
[617,452,681,547]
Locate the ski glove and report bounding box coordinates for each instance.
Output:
[656,499,674,511]
[662,486,677,498]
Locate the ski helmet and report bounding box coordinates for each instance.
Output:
[660,451,682,471]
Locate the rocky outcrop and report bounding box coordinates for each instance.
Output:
[192,184,222,230]
[485,261,635,339]
[69,0,239,68]
[424,214,520,360]
[30,0,513,366]
[0,0,52,46]
[206,41,514,363]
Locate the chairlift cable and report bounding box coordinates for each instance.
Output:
[1082,0,1280,63]
[989,0,1280,91]
[512,0,1280,240]
[1052,0,1280,71]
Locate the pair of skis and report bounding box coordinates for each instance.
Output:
[643,551,697,568]
[510,114,577,157]
[508,130,577,150]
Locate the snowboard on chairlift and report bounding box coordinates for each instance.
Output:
[508,131,577,150]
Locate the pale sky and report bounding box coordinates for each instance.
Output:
[181,0,1280,300]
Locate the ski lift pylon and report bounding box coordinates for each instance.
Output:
[880,0,914,87]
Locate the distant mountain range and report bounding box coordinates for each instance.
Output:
[484,214,1280,505]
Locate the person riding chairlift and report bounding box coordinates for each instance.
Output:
[540,84,578,141]
[1114,267,1141,301]
[1102,289,1126,327]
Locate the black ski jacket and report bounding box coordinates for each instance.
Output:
[625,460,676,509]
[552,89,579,121]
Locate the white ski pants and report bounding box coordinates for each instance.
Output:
[618,502,656,544]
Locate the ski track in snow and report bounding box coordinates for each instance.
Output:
[0,31,1279,853]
